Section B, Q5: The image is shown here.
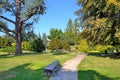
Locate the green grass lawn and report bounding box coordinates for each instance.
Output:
[0,52,76,80]
[78,55,120,80]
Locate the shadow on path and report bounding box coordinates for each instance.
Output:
[50,68,78,80]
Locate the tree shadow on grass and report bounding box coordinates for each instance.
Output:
[0,63,48,80]
[0,54,16,58]
[78,70,120,80]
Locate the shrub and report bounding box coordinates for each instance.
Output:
[77,39,89,52]
[62,41,70,50]
[12,42,29,50]
[11,43,15,47]
[1,47,15,54]
[22,41,29,50]
[95,45,114,52]
[27,41,33,51]
[106,45,114,52]
[95,45,106,52]
[0,37,10,48]
[30,38,45,52]
[48,38,70,50]
[48,38,62,50]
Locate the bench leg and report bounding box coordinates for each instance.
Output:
[44,70,53,76]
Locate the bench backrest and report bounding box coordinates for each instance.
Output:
[44,60,59,70]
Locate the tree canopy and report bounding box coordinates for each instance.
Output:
[75,0,120,45]
[48,28,63,40]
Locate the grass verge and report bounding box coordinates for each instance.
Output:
[78,55,120,80]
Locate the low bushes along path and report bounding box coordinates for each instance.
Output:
[50,54,86,80]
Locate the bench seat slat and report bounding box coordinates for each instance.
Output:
[44,61,59,70]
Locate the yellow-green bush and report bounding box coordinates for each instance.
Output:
[12,41,29,50]
[48,38,70,50]
[22,41,29,50]
[95,45,114,52]
[11,43,15,47]
[77,39,89,52]
[95,45,107,52]
[0,37,9,48]
[48,38,60,50]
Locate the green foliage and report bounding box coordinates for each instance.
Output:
[95,45,107,52]
[11,42,15,47]
[29,38,45,52]
[21,29,37,41]
[1,47,15,54]
[61,41,70,50]
[64,19,75,45]
[27,41,33,51]
[12,42,29,50]
[75,0,120,45]
[77,39,89,52]
[106,45,115,52]
[48,38,70,50]
[48,28,63,40]
[88,42,96,51]
[48,38,62,50]
[95,45,114,52]
[0,37,10,48]
[64,19,80,45]
[22,41,29,50]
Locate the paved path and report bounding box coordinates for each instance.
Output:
[50,54,86,80]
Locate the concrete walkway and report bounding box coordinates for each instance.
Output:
[50,54,86,80]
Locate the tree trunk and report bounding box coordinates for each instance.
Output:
[15,32,22,55]
[15,0,22,55]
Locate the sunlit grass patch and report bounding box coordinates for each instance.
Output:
[78,55,120,80]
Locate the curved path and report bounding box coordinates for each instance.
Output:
[50,54,86,80]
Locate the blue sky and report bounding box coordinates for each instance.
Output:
[0,0,79,36]
[33,0,79,35]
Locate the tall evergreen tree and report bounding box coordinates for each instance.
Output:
[73,19,81,44]
[64,19,81,45]
[64,19,74,45]
[65,19,74,38]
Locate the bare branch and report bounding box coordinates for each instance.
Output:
[0,21,16,34]
[0,26,15,34]
[11,6,16,16]
[0,30,15,38]
[0,16,15,24]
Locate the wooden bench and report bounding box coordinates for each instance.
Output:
[44,60,60,76]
